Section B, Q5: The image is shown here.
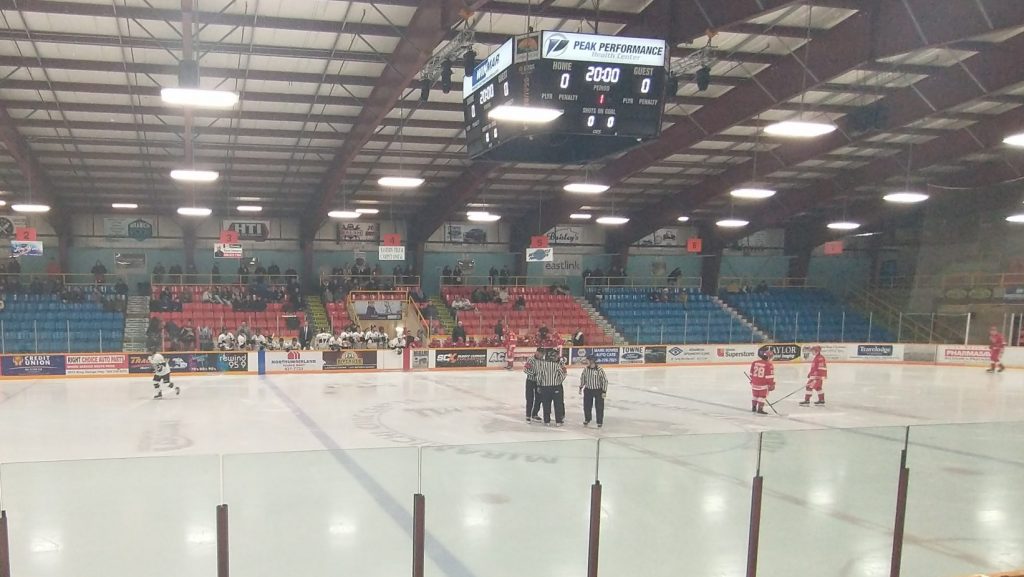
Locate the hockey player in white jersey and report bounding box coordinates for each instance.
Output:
[150,353,180,399]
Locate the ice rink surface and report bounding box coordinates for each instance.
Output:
[1,362,1023,577]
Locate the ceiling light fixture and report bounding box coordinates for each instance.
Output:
[171,169,218,183]
[1006,214,1024,223]
[764,120,837,138]
[0,200,6,207]
[716,218,749,228]
[827,221,861,231]
[596,216,629,225]
[570,213,592,220]
[1003,132,1024,147]
[328,210,361,219]
[853,231,881,237]
[488,105,563,123]
[161,87,238,109]
[564,183,609,194]
[884,192,929,204]
[730,188,776,199]
[236,205,263,212]
[12,203,50,213]
[177,206,211,217]
[111,203,138,209]
[468,211,501,222]
[378,176,425,188]
[676,216,690,222]
[355,208,380,214]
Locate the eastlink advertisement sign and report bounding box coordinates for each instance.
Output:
[541,31,667,66]
[464,38,513,96]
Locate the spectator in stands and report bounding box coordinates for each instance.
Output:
[114,279,129,296]
[198,325,214,350]
[180,289,193,304]
[238,263,250,284]
[442,265,453,285]
[668,267,682,285]
[218,328,235,350]
[180,321,196,349]
[572,327,585,346]
[268,263,280,278]
[91,260,108,284]
[593,266,605,285]
[285,267,298,281]
[453,264,464,285]
[211,263,221,283]
[452,296,474,311]
[741,283,751,294]
[494,320,504,340]
[168,263,182,284]
[153,262,165,283]
[756,281,769,293]
[514,295,526,311]
[583,267,593,286]
[499,265,510,286]
[497,287,509,304]
[677,290,689,306]
[452,321,467,344]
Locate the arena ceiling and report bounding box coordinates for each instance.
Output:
[0,0,1023,250]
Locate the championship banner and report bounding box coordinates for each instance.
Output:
[337,222,379,243]
[635,228,679,247]
[214,243,243,259]
[1,354,65,376]
[323,350,377,370]
[434,348,487,368]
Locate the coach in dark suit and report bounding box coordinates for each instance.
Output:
[299,322,314,350]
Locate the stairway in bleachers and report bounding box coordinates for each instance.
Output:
[721,288,894,343]
[575,296,627,345]
[123,296,151,352]
[590,287,763,345]
[307,296,330,333]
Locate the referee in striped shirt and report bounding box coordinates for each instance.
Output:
[530,348,568,426]
[578,355,608,427]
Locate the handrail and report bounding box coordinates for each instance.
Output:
[583,276,702,289]
[873,272,1024,290]
[321,273,421,288]
[849,288,966,344]
[152,273,296,286]
[718,277,815,289]
[440,274,573,287]
[0,272,129,286]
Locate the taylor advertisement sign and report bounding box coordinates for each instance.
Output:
[1,354,66,376]
[66,354,129,375]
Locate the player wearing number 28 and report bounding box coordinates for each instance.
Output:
[748,350,775,415]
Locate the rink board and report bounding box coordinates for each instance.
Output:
[2,341,1010,379]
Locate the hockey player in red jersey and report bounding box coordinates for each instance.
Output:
[987,326,1006,373]
[801,345,828,406]
[748,349,776,415]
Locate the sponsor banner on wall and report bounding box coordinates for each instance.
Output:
[0,215,28,240]
[353,300,403,321]
[114,252,147,270]
[546,225,588,245]
[166,353,221,373]
[937,345,991,365]
[486,347,538,368]
[635,228,679,247]
[11,241,43,257]
[569,347,619,365]
[378,246,406,261]
[666,345,714,363]
[620,346,645,365]
[643,346,666,364]
[1005,285,1024,301]
[525,248,554,262]
[541,31,667,67]
[337,222,380,243]
[854,344,898,360]
[542,254,583,277]
[435,348,487,368]
[323,350,377,370]
[266,351,325,372]
[104,217,155,241]
[411,349,431,370]
[214,243,243,259]
[66,354,129,375]
[224,220,270,241]
[444,224,490,244]
[128,354,153,374]
[806,344,848,361]
[714,345,759,362]
[1,354,65,376]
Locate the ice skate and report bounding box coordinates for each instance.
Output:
[997,364,1005,373]
[583,421,590,426]
[814,400,825,406]
[756,408,768,415]
[597,423,602,428]
[798,400,810,406]
[153,390,163,399]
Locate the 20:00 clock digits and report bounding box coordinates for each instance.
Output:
[584,66,621,84]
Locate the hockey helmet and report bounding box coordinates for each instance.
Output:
[759,348,774,360]
[151,353,165,364]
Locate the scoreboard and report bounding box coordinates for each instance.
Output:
[463,31,668,163]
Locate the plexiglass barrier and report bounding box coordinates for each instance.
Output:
[1,423,1022,577]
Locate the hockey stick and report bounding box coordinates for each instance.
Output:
[768,384,807,407]
[744,372,780,416]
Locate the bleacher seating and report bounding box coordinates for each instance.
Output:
[0,292,124,352]
[325,301,352,329]
[150,285,304,337]
[592,287,760,345]
[443,286,613,345]
[721,288,893,342]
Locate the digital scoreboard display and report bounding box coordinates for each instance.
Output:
[463,31,668,163]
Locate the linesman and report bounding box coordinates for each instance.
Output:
[578,355,608,427]
[532,347,567,426]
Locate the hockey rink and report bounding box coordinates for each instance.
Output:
[0,363,1022,577]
